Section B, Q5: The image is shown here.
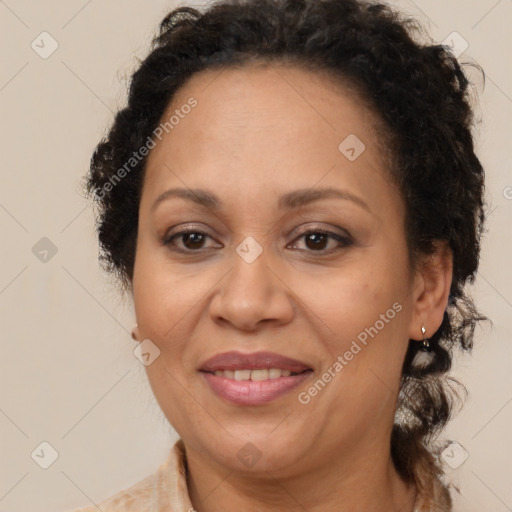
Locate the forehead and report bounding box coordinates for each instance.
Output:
[141,63,398,215]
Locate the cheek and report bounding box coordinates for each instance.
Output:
[297,249,410,400]
[297,260,403,345]
[133,237,202,339]
[132,253,202,426]
[305,281,407,435]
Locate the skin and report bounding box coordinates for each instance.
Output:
[131,62,453,512]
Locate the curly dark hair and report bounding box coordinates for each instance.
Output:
[84,0,488,504]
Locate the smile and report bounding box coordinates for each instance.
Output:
[210,368,300,380]
[198,350,314,405]
[200,369,313,405]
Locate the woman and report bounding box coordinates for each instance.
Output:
[75,0,487,510]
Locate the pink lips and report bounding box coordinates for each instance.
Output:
[199,351,312,373]
[199,351,313,405]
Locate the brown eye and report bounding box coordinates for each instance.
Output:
[180,232,207,250]
[163,229,219,252]
[304,232,329,250]
[288,229,353,254]
[162,226,353,255]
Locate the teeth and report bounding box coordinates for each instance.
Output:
[249,369,269,381]
[234,369,252,381]
[269,368,284,379]
[213,368,295,380]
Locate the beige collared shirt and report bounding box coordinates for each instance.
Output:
[71,438,449,511]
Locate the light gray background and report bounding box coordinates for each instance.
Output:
[0,1,511,511]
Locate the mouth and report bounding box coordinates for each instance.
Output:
[204,368,308,380]
[198,351,314,405]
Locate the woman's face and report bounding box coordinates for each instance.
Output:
[132,63,425,475]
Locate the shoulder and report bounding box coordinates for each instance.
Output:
[69,471,159,512]
[68,442,187,512]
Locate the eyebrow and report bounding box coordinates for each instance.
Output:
[150,186,372,214]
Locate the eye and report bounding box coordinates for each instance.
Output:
[162,226,353,254]
[162,228,220,252]
[288,228,353,253]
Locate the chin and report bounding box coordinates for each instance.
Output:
[194,425,310,474]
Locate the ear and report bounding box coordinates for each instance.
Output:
[408,240,453,340]
[131,324,141,342]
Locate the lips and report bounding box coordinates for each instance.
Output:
[199,350,312,373]
[199,351,313,405]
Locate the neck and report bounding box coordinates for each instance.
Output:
[185,441,417,512]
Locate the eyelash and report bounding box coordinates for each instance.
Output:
[162,226,353,255]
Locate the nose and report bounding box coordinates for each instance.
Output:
[208,244,295,332]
